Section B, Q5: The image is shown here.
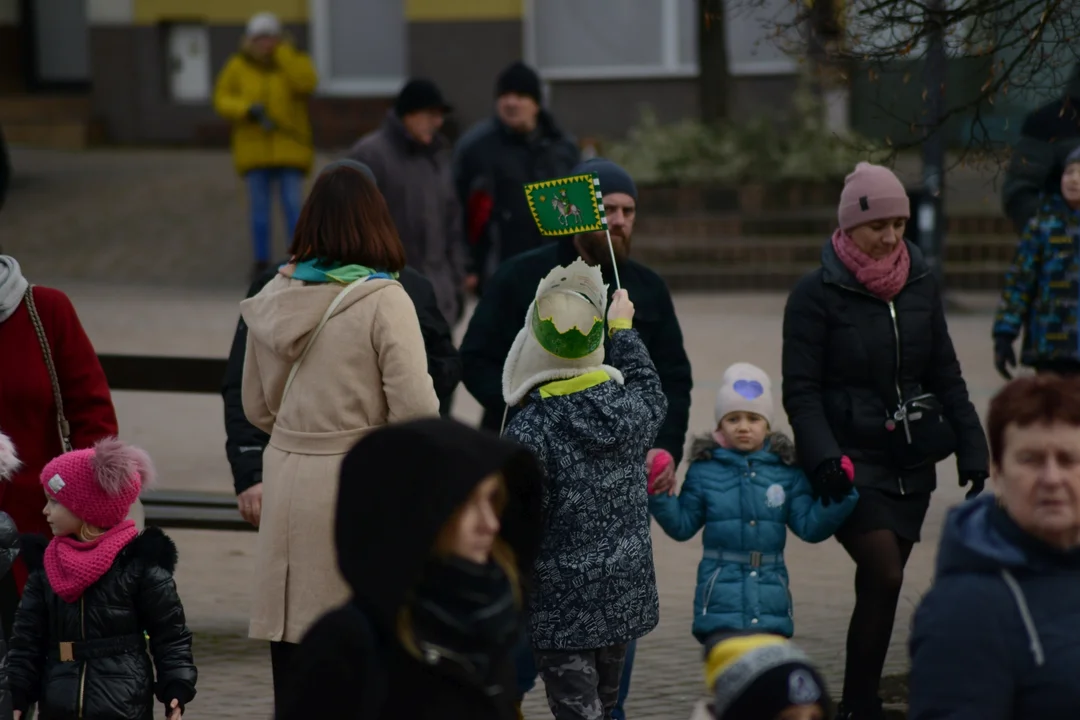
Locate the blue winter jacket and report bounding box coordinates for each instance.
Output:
[993,194,1080,365]
[909,495,1080,720]
[650,434,857,641]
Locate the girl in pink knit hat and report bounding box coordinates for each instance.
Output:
[6,438,197,720]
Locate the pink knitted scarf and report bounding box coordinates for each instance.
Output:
[44,521,139,603]
[830,228,911,302]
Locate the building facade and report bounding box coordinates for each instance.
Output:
[0,0,821,148]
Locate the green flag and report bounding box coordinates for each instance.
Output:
[524,173,607,237]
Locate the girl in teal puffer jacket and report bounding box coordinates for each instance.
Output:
[650,362,858,644]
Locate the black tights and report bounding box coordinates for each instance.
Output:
[839,529,914,710]
[270,640,298,710]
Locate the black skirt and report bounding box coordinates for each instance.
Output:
[835,486,932,544]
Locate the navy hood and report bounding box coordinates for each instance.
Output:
[935,494,1080,579]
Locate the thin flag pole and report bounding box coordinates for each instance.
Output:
[593,176,621,290]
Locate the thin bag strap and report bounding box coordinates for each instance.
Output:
[24,286,72,452]
[280,276,371,406]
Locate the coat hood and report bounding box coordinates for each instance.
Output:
[690,431,797,466]
[934,494,1080,578]
[335,419,544,628]
[240,273,396,363]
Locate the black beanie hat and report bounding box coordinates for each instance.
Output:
[495,61,542,103]
[722,662,830,720]
[571,158,638,201]
[394,78,452,117]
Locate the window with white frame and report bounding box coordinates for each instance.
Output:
[524,0,698,81]
[309,0,405,95]
[723,0,799,77]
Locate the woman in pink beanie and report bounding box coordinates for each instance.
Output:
[6,438,197,720]
[781,163,988,719]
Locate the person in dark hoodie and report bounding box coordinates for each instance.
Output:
[222,159,461,527]
[452,61,580,291]
[908,374,1080,720]
[276,418,543,720]
[1002,62,1080,233]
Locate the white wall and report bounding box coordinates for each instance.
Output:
[88,0,134,24]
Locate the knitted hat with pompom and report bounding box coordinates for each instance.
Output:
[40,438,154,528]
[0,429,19,481]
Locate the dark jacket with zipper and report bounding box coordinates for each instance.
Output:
[222,264,462,495]
[460,236,693,464]
[909,495,1080,719]
[781,240,988,494]
[8,528,197,720]
[277,418,545,720]
[452,112,580,282]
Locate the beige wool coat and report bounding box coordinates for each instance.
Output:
[240,274,439,643]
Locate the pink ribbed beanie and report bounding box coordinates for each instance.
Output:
[40,438,154,528]
[838,162,910,231]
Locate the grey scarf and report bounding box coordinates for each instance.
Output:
[0,256,28,323]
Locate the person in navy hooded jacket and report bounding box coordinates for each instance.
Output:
[650,363,857,645]
[909,373,1080,720]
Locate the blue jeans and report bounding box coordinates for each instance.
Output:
[246,168,303,263]
[515,635,636,716]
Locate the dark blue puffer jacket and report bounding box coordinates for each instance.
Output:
[909,494,1080,720]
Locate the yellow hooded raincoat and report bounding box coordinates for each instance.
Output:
[214,41,318,176]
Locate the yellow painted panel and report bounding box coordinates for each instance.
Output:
[134,0,307,25]
[406,0,522,22]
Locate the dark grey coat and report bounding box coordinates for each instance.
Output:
[348,112,467,324]
[504,329,666,651]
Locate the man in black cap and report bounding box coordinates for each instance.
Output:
[453,61,580,294]
[461,157,693,719]
[348,79,467,325]
[222,159,462,529]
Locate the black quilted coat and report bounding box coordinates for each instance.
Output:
[0,511,20,720]
[8,528,197,720]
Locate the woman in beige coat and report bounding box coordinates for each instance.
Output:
[239,160,439,706]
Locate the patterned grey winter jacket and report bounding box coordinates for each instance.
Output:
[505,329,667,651]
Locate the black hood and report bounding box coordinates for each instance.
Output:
[335,418,544,627]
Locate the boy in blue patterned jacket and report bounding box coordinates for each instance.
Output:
[650,362,857,645]
[502,259,666,720]
[994,146,1080,378]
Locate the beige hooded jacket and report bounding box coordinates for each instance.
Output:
[241,273,438,642]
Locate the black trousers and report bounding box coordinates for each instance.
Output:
[270,641,299,710]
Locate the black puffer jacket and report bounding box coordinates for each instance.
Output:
[782,240,988,495]
[8,528,197,720]
[0,512,20,720]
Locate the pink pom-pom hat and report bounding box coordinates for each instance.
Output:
[40,437,155,528]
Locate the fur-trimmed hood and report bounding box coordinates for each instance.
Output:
[21,526,178,575]
[690,431,797,466]
[0,428,19,481]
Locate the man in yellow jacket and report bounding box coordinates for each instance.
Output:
[214,12,317,278]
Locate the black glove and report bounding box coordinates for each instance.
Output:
[960,469,988,500]
[811,458,853,508]
[247,103,275,132]
[994,334,1017,380]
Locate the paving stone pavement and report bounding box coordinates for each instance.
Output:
[1,147,1008,718]
[50,282,1004,720]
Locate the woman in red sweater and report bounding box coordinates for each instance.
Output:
[0,255,117,593]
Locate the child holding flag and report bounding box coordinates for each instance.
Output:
[502,258,665,720]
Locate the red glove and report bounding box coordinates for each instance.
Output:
[647,450,674,495]
[466,189,493,245]
[840,456,855,482]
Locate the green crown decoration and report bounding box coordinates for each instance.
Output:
[531,305,604,360]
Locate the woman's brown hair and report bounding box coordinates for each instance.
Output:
[288,166,407,271]
[988,374,1080,466]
